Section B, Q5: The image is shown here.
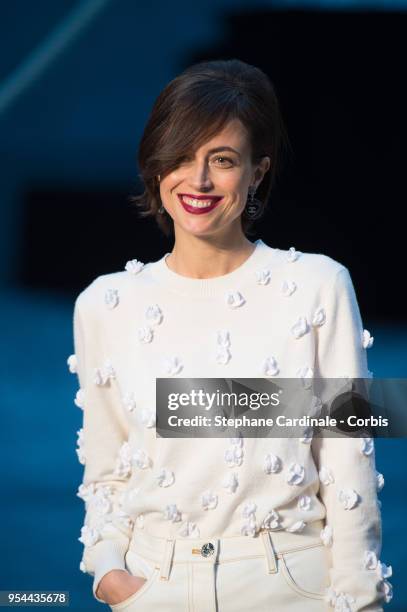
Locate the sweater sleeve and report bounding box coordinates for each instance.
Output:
[311,266,392,611]
[72,292,134,603]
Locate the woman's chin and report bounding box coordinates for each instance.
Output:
[176,217,222,238]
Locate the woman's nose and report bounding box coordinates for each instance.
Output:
[187,161,213,191]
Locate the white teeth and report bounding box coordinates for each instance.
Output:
[181,196,217,208]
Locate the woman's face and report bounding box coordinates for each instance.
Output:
[158,118,270,239]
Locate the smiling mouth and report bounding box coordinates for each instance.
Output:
[177,194,223,215]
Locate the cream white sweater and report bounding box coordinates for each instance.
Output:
[70,238,391,610]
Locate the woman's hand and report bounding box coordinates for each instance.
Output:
[96,569,147,606]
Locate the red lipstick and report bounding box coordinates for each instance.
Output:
[177,193,223,215]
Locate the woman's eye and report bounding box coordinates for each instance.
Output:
[213,156,234,166]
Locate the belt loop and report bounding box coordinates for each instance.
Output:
[160,538,175,581]
[259,531,278,574]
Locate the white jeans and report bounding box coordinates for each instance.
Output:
[109,520,331,611]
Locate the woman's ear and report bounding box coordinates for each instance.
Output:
[253,155,271,187]
[259,155,271,177]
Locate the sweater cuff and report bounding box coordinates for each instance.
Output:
[326,567,389,611]
[87,538,130,603]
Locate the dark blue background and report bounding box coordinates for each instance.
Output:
[0,1,405,609]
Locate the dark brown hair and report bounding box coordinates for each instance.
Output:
[131,58,292,237]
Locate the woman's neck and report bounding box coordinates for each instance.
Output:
[165,233,256,280]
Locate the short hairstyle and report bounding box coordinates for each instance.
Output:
[131,58,292,237]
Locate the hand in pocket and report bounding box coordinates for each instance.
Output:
[96,569,147,606]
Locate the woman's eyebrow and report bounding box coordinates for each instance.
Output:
[206,146,241,157]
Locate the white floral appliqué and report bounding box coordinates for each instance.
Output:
[325,587,356,612]
[261,509,280,529]
[320,524,333,547]
[281,280,297,296]
[132,448,152,469]
[296,365,314,389]
[114,441,132,478]
[67,354,77,373]
[379,580,393,603]
[262,356,279,376]
[376,471,385,491]
[77,482,96,503]
[86,486,113,517]
[338,488,359,510]
[297,495,312,511]
[215,329,231,365]
[78,524,99,547]
[319,466,335,486]
[74,388,84,409]
[93,360,116,386]
[163,356,183,376]
[76,428,85,465]
[138,325,154,343]
[216,330,231,346]
[242,501,257,517]
[360,436,374,456]
[286,246,302,262]
[222,472,239,494]
[163,503,182,522]
[264,453,282,474]
[146,304,163,326]
[291,316,309,339]
[310,395,323,416]
[156,468,175,487]
[139,407,156,428]
[363,550,378,570]
[122,391,137,412]
[363,550,392,581]
[225,443,244,467]
[241,501,257,537]
[256,268,271,285]
[202,490,218,510]
[362,556,392,601]
[125,259,145,275]
[362,329,374,349]
[226,291,245,308]
[105,288,119,309]
[286,462,305,485]
[300,425,314,444]
[312,307,326,327]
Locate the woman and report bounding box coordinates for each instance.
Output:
[70,59,392,611]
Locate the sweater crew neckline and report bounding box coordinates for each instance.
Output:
[149,239,274,298]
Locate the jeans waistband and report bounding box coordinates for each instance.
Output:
[128,519,325,581]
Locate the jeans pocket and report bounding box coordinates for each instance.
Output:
[280,544,330,600]
[109,550,160,611]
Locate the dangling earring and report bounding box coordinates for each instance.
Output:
[245,186,262,219]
